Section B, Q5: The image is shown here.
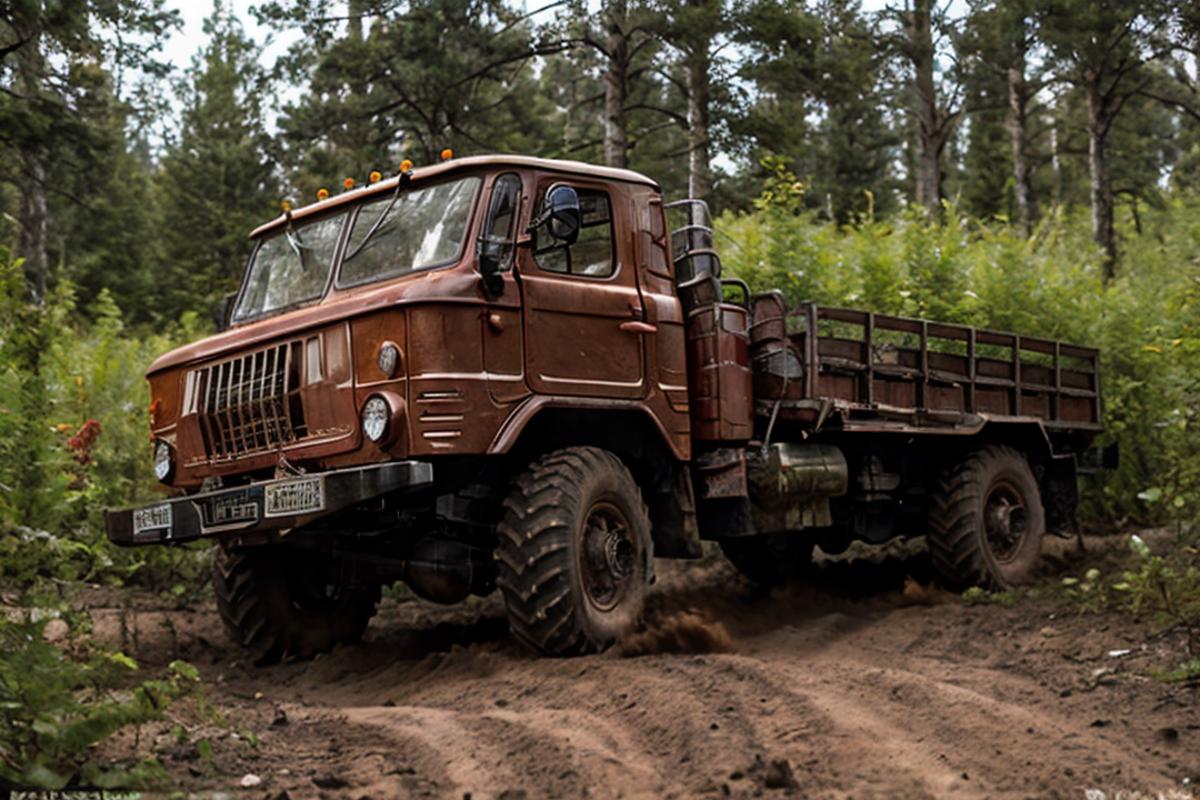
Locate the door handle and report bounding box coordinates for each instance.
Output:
[619,321,657,334]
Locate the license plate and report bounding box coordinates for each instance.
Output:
[264,476,325,517]
[133,503,172,535]
[198,488,259,530]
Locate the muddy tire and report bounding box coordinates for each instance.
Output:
[212,544,380,665]
[720,534,814,587]
[927,446,1045,590]
[496,447,652,656]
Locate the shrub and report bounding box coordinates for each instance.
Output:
[717,186,1200,528]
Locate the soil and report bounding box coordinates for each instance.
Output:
[81,533,1199,800]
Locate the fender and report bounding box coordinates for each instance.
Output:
[488,394,690,461]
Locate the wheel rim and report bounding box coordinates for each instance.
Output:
[284,551,346,614]
[579,501,638,612]
[983,479,1028,563]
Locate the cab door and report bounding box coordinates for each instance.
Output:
[516,179,646,399]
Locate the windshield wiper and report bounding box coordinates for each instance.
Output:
[344,172,412,262]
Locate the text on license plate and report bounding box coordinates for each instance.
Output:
[133,503,172,535]
[264,476,325,517]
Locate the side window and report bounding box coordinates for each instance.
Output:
[534,188,615,278]
[480,173,522,272]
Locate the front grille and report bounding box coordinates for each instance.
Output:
[186,342,307,460]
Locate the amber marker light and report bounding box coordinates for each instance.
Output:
[317,188,330,200]
[399,159,413,173]
[369,170,382,184]
[440,148,454,161]
[343,177,356,190]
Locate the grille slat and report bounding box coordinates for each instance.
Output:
[190,342,306,461]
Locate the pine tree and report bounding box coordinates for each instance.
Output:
[0,1,178,303]
[1037,0,1187,278]
[268,0,561,193]
[156,3,280,321]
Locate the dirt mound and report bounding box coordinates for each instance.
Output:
[80,533,1198,799]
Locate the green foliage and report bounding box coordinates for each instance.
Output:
[1060,568,1109,613]
[1153,658,1200,683]
[0,611,202,790]
[961,586,1018,606]
[718,187,1200,525]
[1112,535,1200,627]
[1055,535,1199,677]
[156,4,281,323]
[0,249,211,594]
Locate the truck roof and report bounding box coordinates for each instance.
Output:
[251,154,660,239]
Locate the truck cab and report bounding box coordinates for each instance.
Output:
[136,156,697,491]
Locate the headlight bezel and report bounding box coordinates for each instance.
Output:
[377,342,401,379]
[153,440,174,483]
[361,395,392,444]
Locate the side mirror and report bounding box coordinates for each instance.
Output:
[477,235,506,299]
[214,292,236,332]
[531,184,580,245]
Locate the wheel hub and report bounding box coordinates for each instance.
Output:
[984,482,1027,562]
[581,502,636,611]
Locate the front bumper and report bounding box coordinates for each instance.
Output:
[105,461,433,546]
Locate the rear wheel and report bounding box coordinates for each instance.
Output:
[496,447,652,656]
[927,446,1045,589]
[720,533,814,587]
[212,544,380,665]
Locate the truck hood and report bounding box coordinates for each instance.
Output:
[149,266,485,376]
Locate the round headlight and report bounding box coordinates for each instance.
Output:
[153,440,173,482]
[361,395,391,443]
[377,343,400,378]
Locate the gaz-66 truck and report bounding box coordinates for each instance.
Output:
[106,155,1103,662]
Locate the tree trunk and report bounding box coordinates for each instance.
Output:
[18,159,48,304]
[347,0,367,41]
[685,54,711,200]
[15,29,48,304]
[1006,60,1036,236]
[603,3,629,169]
[1086,79,1117,279]
[907,0,942,212]
[1050,111,1062,206]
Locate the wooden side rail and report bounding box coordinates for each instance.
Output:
[761,301,1101,429]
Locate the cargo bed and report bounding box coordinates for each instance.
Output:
[748,293,1102,439]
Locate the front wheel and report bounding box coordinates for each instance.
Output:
[212,544,380,665]
[927,445,1045,589]
[496,447,652,656]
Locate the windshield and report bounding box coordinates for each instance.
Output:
[235,212,346,321]
[339,176,480,287]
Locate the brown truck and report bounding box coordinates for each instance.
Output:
[105,154,1104,662]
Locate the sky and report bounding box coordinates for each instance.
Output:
[161,0,298,74]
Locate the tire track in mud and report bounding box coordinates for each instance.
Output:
[84,539,1198,799]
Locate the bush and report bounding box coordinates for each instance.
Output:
[717,184,1200,528]
[0,252,211,593]
[0,606,203,790]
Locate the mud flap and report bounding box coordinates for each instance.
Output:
[1044,453,1079,534]
[646,465,703,558]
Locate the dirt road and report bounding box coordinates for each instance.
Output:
[90,536,1198,799]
